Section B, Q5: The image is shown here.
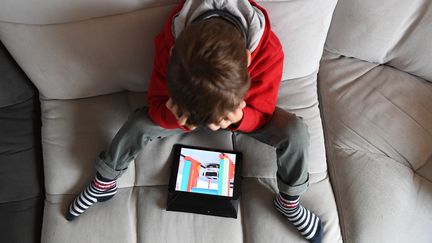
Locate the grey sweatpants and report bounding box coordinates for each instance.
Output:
[95,107,310,196]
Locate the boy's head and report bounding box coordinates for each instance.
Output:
[167,18,251,127]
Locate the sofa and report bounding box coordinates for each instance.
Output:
[318,0,432,242]
[0,0,430,243]
[0,42,44,243]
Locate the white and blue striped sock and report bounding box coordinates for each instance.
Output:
[274,193,323,243]
[66,173,117,221]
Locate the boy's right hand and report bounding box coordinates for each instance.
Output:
[165,98,197,131]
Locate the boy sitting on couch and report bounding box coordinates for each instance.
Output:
[67,1,323,242]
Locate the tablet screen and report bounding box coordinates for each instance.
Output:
[175,147,237,197]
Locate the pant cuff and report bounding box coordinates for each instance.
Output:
[277,174,309,196]
[95,157,127,180]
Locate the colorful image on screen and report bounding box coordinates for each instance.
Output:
[175,148,236,197]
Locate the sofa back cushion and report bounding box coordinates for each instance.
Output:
[325,0,432,81]
[0,0,336,99]
[0,0,178,25]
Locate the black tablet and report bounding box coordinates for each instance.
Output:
[166,144,242,218]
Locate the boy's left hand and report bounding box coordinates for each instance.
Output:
[208,101,246,131]
[166,98,197,131]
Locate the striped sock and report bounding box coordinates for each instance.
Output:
[274,193,323,243]
[66,173,117,221]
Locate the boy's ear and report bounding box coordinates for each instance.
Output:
[246,50,251,67]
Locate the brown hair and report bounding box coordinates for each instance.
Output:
[167,18,250,126]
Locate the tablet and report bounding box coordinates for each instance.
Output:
[166,144,242,218]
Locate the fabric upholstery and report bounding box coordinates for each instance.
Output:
[42,187,243,243]
[320,1,432,240]
[0,0,337,99]
[0,7,173,99]
[241,178,341,243]
[325,0,432,81]
[0,197,44,243]
[0,0,341,242]
[0,98,42,202]
[0,42,44,243]
[318,51,432,243]
[0,0,177,25]
[0,42,34,108]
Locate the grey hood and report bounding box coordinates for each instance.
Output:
[172,0,266,52]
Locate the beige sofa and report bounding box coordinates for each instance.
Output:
[0,0,430,242]
[319,0,432,242]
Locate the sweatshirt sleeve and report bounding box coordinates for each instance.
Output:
[146,2,191,131]
[146,33,183,130]
[233,32,284,133]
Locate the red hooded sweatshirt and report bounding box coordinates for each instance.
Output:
[147,0,284,133]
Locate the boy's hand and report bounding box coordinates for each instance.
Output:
[165,98,197,131]
[208,101,246,131]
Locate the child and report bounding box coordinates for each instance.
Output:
[67,1,323,242]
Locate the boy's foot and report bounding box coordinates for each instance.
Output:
[274,193,324,243]
[66,173,117,221]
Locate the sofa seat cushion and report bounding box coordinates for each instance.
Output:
[43,187,244,243]
[40,88,342,242]
[318,51,432,243]
[42,179,341,243]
